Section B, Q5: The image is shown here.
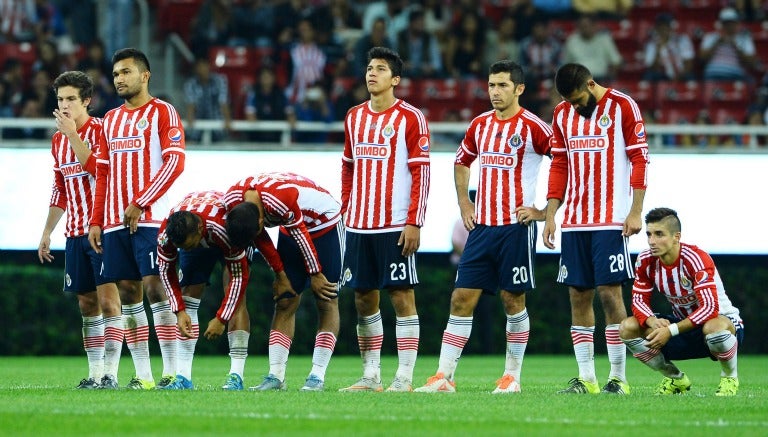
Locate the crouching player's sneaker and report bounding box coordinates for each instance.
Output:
[557,377,599,394]
[715,376,739,397]
[338,377,383,392]
[655,373,691,395]
[161,374,194,390]
[492,374,520,394]
[251,374,286,391]
[99,374,118,389]
[414,373,456,393]
[300,374,325,392]
[385,376,413,392]
[601,377,630,395]
[76,377,100,389]
[222,373,244,391]
[126,377,155,390]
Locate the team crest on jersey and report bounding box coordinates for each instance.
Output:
[65,273,72,287]
[136,118,149,130]
[679,275,692,290]
[158,233,168,247]
[634,122,646,138]
[342,268,352,285]
[598,114,612,129]
[559,265,568,279]
[168,127,183,141]
[418,136,430,151]
[508,133,523,149]
[382,124,395,138]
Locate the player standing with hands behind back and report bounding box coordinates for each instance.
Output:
[339,47,431,392]
[543,63,649,395]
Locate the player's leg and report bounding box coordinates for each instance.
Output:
[253,294,299,391]
[223,298,249,390]
[495,291,527,394]
[170,283,204,389]
[703,316,741,396]
[96,281,121,389]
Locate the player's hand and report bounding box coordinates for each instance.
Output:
[623,211,642,237]
[204,317,226,340]
[53,109,77,137]
[272,271,298,301]
[176,310,193,338]
[644,326,672,349]
[88,226,103,253]
[398,224,420,257]
[38,234,54,263]
[459,200,476,231]
[310,272,338,301]
[515,206,545,225]
[645,316,670,330]
[542,219,557,249]
[123,203,143,234]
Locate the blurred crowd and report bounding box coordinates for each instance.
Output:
[3,0,768,146]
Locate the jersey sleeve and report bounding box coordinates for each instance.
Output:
[631,254,656,328]
[546,105,569,201]
[454,119,479,168]
[156,225,184,312]
[252,231,284,273]
[619,97,649,190]
[340,110,355,216]
[217,251,249,323]
[89,131,109,227]
[49,141,67,210]
[530,115,554,156]
[405,110,430,227]
[685,252,720,326]
[267,187,323,274]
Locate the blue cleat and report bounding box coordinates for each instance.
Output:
[160,374,194,390]
[250,374,286,391]
[300,374,325,392]
[222,373,244,391]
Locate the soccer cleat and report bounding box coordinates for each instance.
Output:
[126,377,155,390]
[414,373,456,393]
[160,374,194,390]
[99,374,119,389]
[655,373,691,395]
[492,374,521,394]
[557,377,600,394]
[156,375,176,389]
[715,376,739,397]
[222,373,244,391]
[300,374,325,392]
[601,377,630,395]
[76,377,100,389]
[385,376,413,392]
[250,374,286,391]
[338,377,384,392]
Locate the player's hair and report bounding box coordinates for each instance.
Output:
[226,202,262,249]
[554,63,592,97]
[367,46,403,78]
[645,207,681,233]
[165,211,199,246]
[52,71,94,102]
[112,48,151,73]
[489,60,525,86]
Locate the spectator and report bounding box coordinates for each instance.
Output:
[520,17,562,100]
[572,0,632,19]
[445,11,486,78]
[286,19,326,105]
[561,14,622,81]
[33,39,63,81]
[362,0,412,44]
[421,0,451,42]
[183,57,231,143]
[244,67,295,143]
[0,80,13,117]
[230,0,275,47]
[82,65,121,118]
[25,69,56,115]
[332,81,369,121]
[1,58,25,115]
[352,17,393,76]
[77,39,113,78]
[102,0,133,59]
[699,7,757,82]
[272,0,307,43]
[189,0,233,59]
[0,0,38,42]
[397,8,442,78]
[293,81,333,143]
[5,96,47,139]
[642,13,695,82]
[484,14,521,72]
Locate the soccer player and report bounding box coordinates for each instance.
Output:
[224,172,342,392]
[38,71,123,389]
[88,48,186,390]
[620,207,743,396]
[339,47,430,392]
[156,191,253,390]
[543,63,649,395]
[415,60,551,394]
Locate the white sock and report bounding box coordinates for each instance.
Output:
[505,309,530,382]
[571,325,596,383]
[623,337,682,378]
[357,311,383,380]
[605,324,626,382]
[103,315,124,378]
[437,315,473,380]
[395,315,419,381]
[82,315,105,380]
[268,330,291,381]
[228,330,250,378]
[309,332,336,381]
[123,303,153,381]
[150,301,177,378]
[176,297,200,380]
[706,330,739,378]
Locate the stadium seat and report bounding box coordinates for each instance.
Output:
[655,80,700,106]
[155,0,204,42]
[703,80,751,105]
[677,1,721,23]
[676,17,714,44]
[462,78,491,115]
[629,1,674,22]
[209,46,273,76]
[655,105,702,124]
[0,42,37,77]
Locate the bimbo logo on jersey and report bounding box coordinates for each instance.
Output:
[110,136,145,152]
[59,162,87,178]
[568,135,608,152]
[354,142,391,159]
[480,152,518,169]
[668,293,697,306]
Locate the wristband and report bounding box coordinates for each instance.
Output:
[668,323,679,337]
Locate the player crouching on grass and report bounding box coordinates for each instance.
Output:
[619,207,743,396]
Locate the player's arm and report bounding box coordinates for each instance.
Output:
[88,136,109,253]
[516,118,554,225]
[454,163,476,231]
[622,104,649,237]
[401,121,431,257]
[543,117,567,249]
[54,111,95,172]
[204,253,250,340]
[623,188,646,237]
[39,206,65,264]
[340,119,354,216]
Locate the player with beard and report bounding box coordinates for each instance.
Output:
[543,63,649,395]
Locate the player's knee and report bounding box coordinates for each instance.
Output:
[619,316,640,339]
[275,295,300,314]
[701,316,734,335]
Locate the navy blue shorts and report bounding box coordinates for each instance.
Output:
[342,229,418,290]
[102,227,160,280]
[178,244,257,287]
[63,235,110,293]
[279,222,343,294]
[454,223,537,294]
[557,230,633,289]
[659,314,745,361]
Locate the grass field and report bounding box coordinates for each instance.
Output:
[1,354,766,436]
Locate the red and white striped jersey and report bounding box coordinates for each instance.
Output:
[91,98,185,231]
[224,172,341,275]
[547,88,649,231]
[342,99,430,232]
[157,190,249,323]
[455,109,552,226]
[632,243,742,329]
[48,117,102,237]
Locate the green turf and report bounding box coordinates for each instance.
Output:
[1,355,766,436]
